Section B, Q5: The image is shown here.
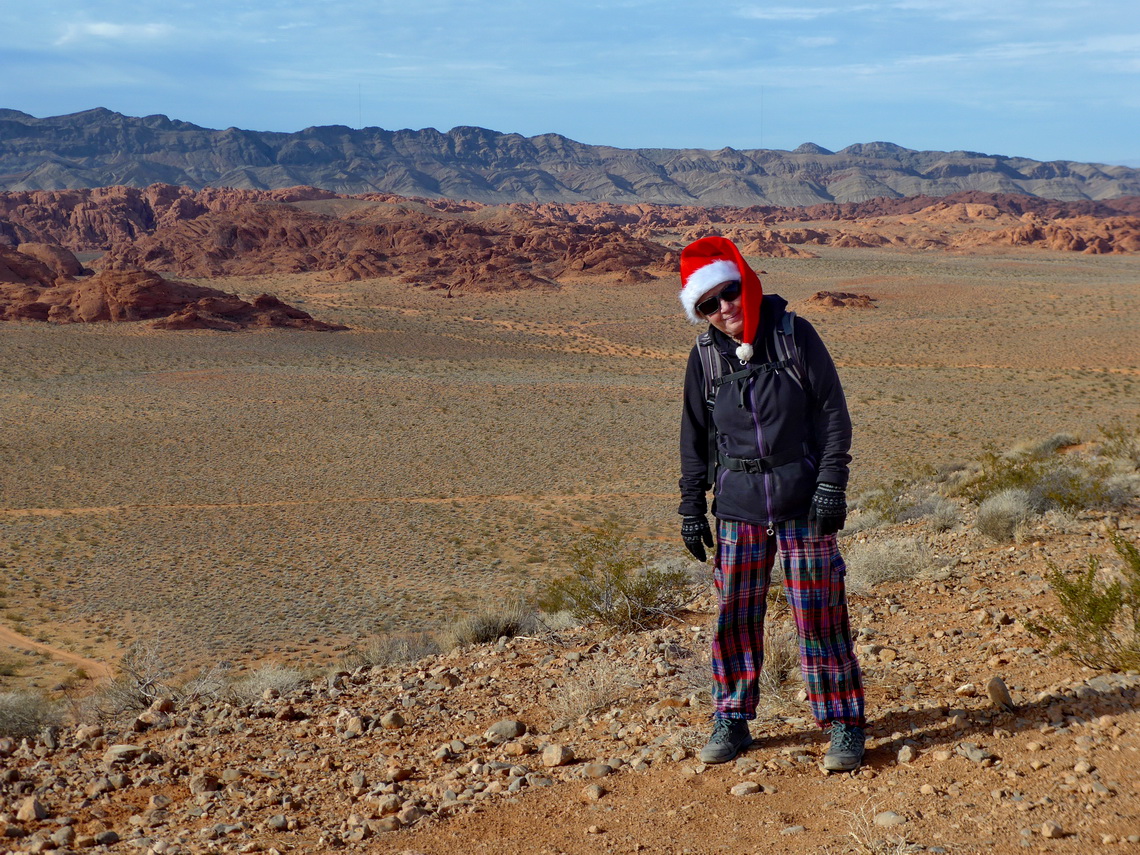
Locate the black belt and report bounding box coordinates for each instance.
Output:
[718,444,808,474]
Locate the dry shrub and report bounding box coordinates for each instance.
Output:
[844,538,931,596]
[1097,420,1140,469]
[228,664,306,704]
[547,658,639,721]
[756,620,803,715]
[86,641,175,720]
[339,631,440,670]
[0,690,59,737]
[438,600,537,650]
[976,488,1039,543]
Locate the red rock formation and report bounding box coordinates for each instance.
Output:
[805,291,878,309]
[16,242,83,277]
[0,258,346,330]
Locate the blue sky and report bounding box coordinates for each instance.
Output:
[2,0,1138,165]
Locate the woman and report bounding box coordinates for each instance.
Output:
[676,235,866,771]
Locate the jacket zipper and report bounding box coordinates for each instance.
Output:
[746,370,776,533]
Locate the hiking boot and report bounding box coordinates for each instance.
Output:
[823,721,865,772]
[699,718,753,764]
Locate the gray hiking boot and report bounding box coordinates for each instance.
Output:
[823,721,865,772]
[699,717,753,764]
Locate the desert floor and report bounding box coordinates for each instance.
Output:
[0,245,1138,687]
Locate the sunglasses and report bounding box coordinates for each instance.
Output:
[695,281,742,316]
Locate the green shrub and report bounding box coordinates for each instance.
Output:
[956,447,1111,511]
[538,519,701,632]
[1025,533,1140,672]
[1097,419,1140,469]
[0,690,59,737]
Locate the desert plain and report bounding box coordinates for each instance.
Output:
[1,197,1139,854]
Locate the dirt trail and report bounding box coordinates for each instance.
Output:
[0,624,113,679]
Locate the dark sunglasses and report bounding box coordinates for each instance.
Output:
[695,281,742,316]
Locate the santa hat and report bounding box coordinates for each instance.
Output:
[679,236,763,361]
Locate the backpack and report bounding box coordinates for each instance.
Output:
[695,310,811,488]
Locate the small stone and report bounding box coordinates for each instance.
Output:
[587,825,603,834]
[189,773,220,794]
[1074,759,1095,774]
[542,744,574,767]
[780,825,806,835]
[874,811,906,828]
[94,830,120,846]
[897,745,917,764]
[878,647,898,662]
[583,763,613,778]
[485,720,526,744]
[16,798,48,822]
[920,784,937,795]
[955,683,977,698]
[267,815,288,831]
[1041,821,1064,839]
[397,805,423,824]
[1026,741,1043,752]
[986,676,1015,710]
[380,711,405,730]
[730,782,761,796]
[1102,834,1118,845]
[581,784,605,801]
[932,750,953,762]
[102,744,143,766]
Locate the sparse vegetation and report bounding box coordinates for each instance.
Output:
[437,600,538,650]
[844,538,931,596]
[547,657,638,721]
[228,664,307,704]
[339,631,440,670]
[976,488,1039,543]
[0,689,59,736]
[538,520,702,632]
[1025,533,1140,672]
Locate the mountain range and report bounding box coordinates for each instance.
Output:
[2,108,1138,206]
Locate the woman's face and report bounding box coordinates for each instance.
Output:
[698,280,744,339]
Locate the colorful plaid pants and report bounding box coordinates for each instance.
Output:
[712,518,865,727]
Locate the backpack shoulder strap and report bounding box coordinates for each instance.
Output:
[696,331,728,408]
[773,310,810,396]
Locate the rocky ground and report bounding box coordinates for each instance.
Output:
[2,497,1138,854]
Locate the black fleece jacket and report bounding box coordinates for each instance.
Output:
[678,294,852,524]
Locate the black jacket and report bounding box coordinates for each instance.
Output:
[678,294,852,524]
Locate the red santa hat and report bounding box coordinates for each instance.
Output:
[679,236,763,362]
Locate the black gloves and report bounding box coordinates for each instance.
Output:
[681,515,714,562]
[808,482,847,535]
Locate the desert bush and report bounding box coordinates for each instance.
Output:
[1096,420,1140,469]
[757,620,802,700]
[538,520,702,632]
[1025,533,1140,672]
[88,641,176,719]
[955,445,1112,512]
[844,538,931,596]
[925,496,960,531]
[339,632,440,670]
[438,599,538,650]
[547,657,638,721]
[0,690,59,737]
[228,664,306,704]
[976,488,1039,543]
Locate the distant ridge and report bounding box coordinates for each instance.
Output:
[1,108,1138,205]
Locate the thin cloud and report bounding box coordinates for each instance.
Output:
[56,22,173,46]
[737,6,838,21]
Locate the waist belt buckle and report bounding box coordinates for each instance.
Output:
[742,458,763,474]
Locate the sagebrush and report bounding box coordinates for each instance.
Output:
[0,690,59,737]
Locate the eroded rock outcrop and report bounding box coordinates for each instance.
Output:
[0,260,346,330]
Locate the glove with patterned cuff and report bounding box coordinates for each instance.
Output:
[808,482,847,535]
[681,515,714,562]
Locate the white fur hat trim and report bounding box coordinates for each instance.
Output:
[736,342,754,361]
[679,259,740,323]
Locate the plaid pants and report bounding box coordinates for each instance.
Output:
[712,518,864,727]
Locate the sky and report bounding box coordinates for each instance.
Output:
[1,1,1138,166]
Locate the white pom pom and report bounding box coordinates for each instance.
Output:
[735,342,754,361]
